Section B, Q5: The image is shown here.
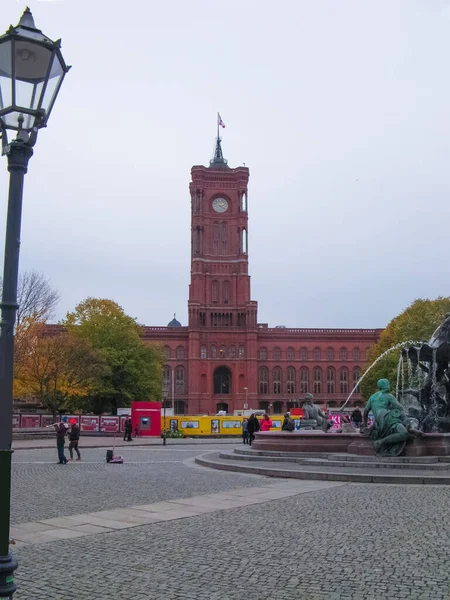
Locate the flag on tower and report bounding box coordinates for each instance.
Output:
[218,113,225,128]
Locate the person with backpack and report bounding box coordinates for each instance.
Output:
[247,414,260,446]
[282,413,295,432]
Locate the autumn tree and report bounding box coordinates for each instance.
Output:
[63,298,163,414]
[360,297,450,400]
[0,270,60,325]
[14,317,107,418]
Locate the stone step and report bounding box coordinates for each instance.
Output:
[196,452,450,485]
[233,447,443,464]
[224,451,449,471]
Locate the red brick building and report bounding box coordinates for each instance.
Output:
[142,139,382,414]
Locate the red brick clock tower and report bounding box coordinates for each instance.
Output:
[187,138,258,414]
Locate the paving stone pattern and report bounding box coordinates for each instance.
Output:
[11,447,450,599]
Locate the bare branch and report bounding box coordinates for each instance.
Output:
[0,270,60,325]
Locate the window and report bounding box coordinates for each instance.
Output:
[223,280,231,304]
[273,347,281,360]
[176,366,185,394]
[287,367,296,394]
[210,345,217,359]
[213,222,220,255]
[221,222,228,255]
[300,367,309,393]
[259,367,269,394]
[353,348,360,361]
[300,348,308,361]
[326,367,335,394]
[340,367,348,394]
[353,367,361,393]
[238,345,245,359]
[287,347,295,360]
[340,348,347,361]
[212,280,219,303]
[219,345,227,358]
[313,367,322,394]
[201,346,207,359]
[327,348,334,361]
[313,347,321,360]
[176,346,185,360]
[273,367,282,394]
[229,346,236,359]
[163,365,171,393]
[259,347,267,360]
[164,346,171,359]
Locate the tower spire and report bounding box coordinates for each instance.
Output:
[209,113,229,169]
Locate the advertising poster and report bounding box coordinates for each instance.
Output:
[41,415,55,428]
[80,416,99,432]
[12,414,20,429]
[170,419,178,432]
[181,421,199,429]
[21,414,41,428]
[120,416,128,432]
[211,419,220,434]
[221,420,241,429]
[100,416,119,433]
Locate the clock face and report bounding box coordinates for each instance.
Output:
[212,197,229,213]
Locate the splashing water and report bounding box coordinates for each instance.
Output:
[339,340,425,412]
[395,354,403,400]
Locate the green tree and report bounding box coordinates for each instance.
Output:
[63,298,163,414]
[360,297,450,400]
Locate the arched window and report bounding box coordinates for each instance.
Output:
[163,365,171,393]
[313,367,322,394]
[213,221,220,255]
[353,367,361,393]
[164,346,171,360]
[176,346,184,360]
[241,228,248,254]
[300,348,308,361]
[340,367,349,394]
[210,345,217,359]
[327,348,334,361]
[273,347,281,360]
[259,367,269,394]
[287,367,296,394]
[223,280,231,304]
[313,347,321,360]
[300,367,309,393]
[365,349,370,361]
[219,345,227,359]
[201,346,207,359]
[229,346,236,359]
[221,222,228,256]
[327,367,335,394]
[259,347,267,360]
[273,367,282,394]
[175,366,185,394]
[353,348,360,361]
[287,347,295,361]
[212,281,219,303]
[238,345,245,359]
[340,348,347,361]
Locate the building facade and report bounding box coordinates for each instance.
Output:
[142,140,382,414]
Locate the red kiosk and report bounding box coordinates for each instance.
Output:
[131,402,161,437]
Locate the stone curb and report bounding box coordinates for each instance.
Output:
[195,452,450,485]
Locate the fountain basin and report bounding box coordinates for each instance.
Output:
[252,431,450,457]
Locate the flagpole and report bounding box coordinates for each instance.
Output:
[217,112,219,142]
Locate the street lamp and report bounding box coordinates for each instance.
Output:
[243,386,248,409]
[0,9,70,598]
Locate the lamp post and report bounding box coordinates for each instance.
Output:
[0,9,69,597]
[243,386,248,410]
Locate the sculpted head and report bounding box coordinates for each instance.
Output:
[304,393,314,404]
[377,379,391,392]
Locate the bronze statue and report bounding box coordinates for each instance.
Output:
[302,393,331,431]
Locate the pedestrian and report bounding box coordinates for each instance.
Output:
[247,413,260,446]
[260,413,273,432]
[242,418,249,444]
[125,418,133,442]
[54,421,68,464]
[68,418,81,461]
[282,412,295,431]
[351,406,363,430]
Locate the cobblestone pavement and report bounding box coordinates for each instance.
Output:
[11,446,266,523]
[11,447,450,599]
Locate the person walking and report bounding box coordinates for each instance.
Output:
[260,413,273,432]
[242,418,249,444]
[125,418,133,442]
[55,422,68,464]
[68,418,81,461]
[351,406,363,430]
[247,414,260,446]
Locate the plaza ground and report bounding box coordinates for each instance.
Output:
[10,442,450,600]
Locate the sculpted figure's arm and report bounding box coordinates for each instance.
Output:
[363,399,371,429]
[388,395,404,411]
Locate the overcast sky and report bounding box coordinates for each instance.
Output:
[1,0,449,328]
